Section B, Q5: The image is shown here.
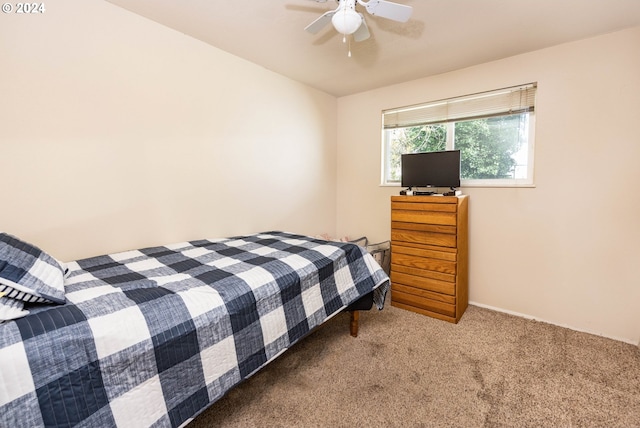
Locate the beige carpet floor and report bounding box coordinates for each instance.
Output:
[189,303,640,427]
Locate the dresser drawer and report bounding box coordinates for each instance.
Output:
[393,244,457,262]
[391,251,456,275]
[391,270,455,295]
[392,229,457,248]
[391,201,457,213]
[391,263,455,283]
[392,221,457,234]
[391,209,457,226]
[391,288,456,318]
[392,283,456,304]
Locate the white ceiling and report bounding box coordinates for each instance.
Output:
[105,0,640,97]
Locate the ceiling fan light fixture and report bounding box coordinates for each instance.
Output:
[331,8,362,35]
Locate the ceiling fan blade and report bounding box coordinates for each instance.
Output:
[363,0,412,22]
[304,10,336,34]
[353,15,370,42]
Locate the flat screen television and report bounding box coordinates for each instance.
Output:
[401,150,461,188]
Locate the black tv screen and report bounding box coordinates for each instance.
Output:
[401,150,461,188]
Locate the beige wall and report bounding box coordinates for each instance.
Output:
[336,27,640,344]
[0,0,337,261]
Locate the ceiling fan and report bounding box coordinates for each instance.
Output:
[304,0,413,44]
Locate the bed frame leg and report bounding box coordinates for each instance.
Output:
[349,310,359,337]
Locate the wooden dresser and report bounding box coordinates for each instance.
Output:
[390,195,468,323]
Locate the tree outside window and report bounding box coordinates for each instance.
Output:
[383,84,536,187]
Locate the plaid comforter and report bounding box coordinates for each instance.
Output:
[0,231,389,427]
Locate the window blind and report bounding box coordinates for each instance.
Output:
[383,83,537,129]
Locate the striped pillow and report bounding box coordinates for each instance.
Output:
[0,232,66,305]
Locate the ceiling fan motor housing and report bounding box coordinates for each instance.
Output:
[303,0,412,43]
[332,0,362,35]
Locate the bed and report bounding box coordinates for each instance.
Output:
[0,231,389,427]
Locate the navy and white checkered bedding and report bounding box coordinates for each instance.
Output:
[0,231,389,427]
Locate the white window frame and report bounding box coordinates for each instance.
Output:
[381,84,537,188]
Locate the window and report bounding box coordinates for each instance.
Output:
[382,83,536,187]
